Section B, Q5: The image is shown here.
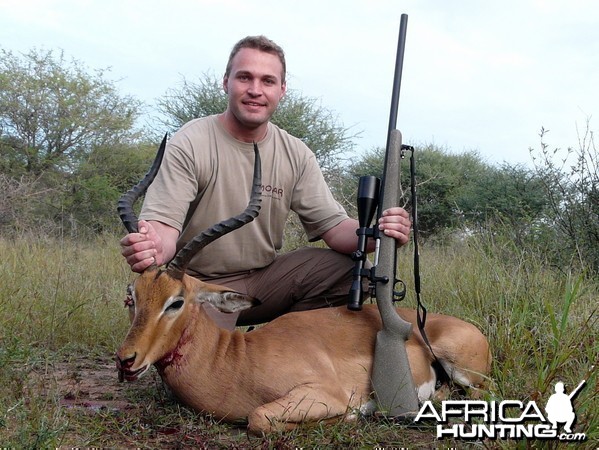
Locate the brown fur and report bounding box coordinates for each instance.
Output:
[116,268,491,435]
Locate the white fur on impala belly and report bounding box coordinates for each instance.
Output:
[416,367,438,401]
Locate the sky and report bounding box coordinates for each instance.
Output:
[1,0,597,166]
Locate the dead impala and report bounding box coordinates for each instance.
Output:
[115,139,491,435]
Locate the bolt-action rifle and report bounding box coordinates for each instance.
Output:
[348,13,419,417]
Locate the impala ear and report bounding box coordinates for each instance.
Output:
[196,290,258,313]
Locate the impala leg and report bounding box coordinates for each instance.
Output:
[247,385,353,435]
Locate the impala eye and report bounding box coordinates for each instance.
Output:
[124,285,135,308]
[165,298,184,313]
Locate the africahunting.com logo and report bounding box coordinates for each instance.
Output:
[414,378,589,442]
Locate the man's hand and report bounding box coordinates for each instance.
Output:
[321,207,412,255]
[120,220,178,273]
[378,207,411,246]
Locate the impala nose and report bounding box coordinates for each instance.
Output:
[115,352,136,382]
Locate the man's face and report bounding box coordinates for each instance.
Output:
[223,47,286,130]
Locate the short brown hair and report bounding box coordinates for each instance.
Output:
[225,35,286,83]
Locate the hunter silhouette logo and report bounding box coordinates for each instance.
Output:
[545,380,585,434]
[414,373,590,442]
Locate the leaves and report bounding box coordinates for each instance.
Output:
[0,48,142,174]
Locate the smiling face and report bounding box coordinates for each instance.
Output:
[221,47,287,142]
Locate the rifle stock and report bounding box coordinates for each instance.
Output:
[371,129,419,416]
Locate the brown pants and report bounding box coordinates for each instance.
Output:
[198,247,358,328]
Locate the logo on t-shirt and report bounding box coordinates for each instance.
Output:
[261,184,283,199]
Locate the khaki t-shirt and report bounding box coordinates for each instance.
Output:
[140,115,348,277]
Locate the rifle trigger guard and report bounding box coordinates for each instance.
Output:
[392,279,407,302]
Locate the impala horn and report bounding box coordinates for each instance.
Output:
[168,143,262,276]
[117,135,262,276]
[117,134,168,234]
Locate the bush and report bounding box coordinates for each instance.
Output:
[530,121,599,274]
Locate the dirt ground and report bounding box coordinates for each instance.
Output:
[30,355,267,448]
[49,356,136,410]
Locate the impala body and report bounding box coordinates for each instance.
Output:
[116,267,491,434]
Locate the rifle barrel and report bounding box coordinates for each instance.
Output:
[387,13,409,140]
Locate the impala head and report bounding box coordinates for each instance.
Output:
[117,267,257,381]
[115,135,262,381]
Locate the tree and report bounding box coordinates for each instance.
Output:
[155,73,356,175]
[155,74,227,131]
[0,48,142,175]
[346,144,548,237]
[455,162,547,226]
[66,141,160,233]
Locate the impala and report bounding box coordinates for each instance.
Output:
[115,139,491,435]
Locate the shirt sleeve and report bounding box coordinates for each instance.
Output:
[290,152,349,241]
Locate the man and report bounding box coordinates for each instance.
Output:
[120,35,411,329]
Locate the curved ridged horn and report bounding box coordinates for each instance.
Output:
[168,142,262,275]
[118,134,168,233]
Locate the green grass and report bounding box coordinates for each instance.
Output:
[0,233,597,448]
[0,235,131,352]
